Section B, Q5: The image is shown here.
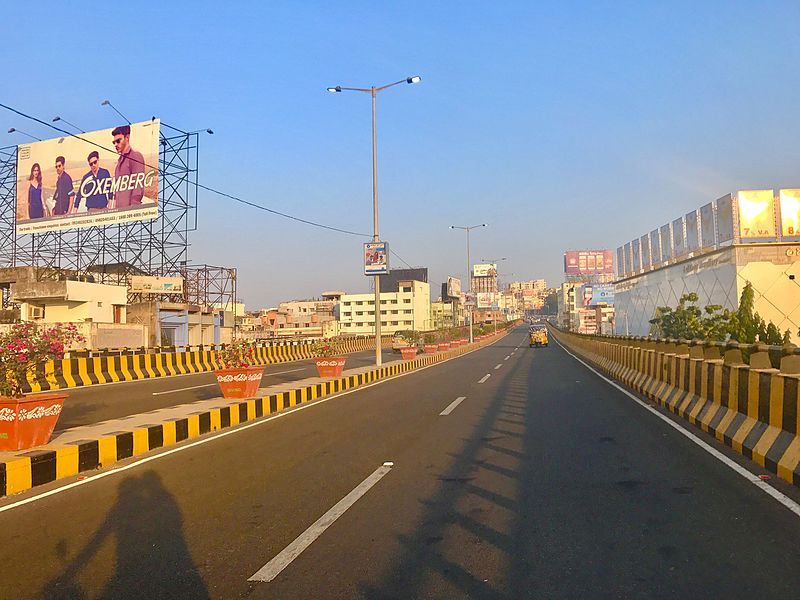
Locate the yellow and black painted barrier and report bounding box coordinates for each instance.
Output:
[21,336,389,394]
[551,327,800,487]
[0,328,516,498]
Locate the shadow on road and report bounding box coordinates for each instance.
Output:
[362,340,531,599]
[41,471,209,599]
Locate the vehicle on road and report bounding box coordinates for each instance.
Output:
[529,326,548,347]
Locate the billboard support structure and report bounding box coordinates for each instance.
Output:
[0,127,198,304]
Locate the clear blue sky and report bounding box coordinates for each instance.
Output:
[4,1,800,308]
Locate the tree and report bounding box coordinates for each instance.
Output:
[764,322,783,345]
[727,282,762,343]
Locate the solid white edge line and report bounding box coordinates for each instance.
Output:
[249,463,393,583]
[440,396,467,416]
[554,337,800,518]
[0,336,504,514]
[152,383,216,395]
[478,374,491,383]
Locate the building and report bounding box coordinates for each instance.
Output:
[431,299,465,328]
[614,189,800,339]
[471,263,498,294]
[339,279,431,335]
[508,279,547,294]
[13,279,127,324]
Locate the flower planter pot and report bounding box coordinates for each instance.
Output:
[215,366,263,399]
[0,393,67,452]
[424,344,438,354]
[400,347,418,360]
[437,343,450,351]
[315,357,346,378]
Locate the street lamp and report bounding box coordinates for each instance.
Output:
[100,99,132,125]
[450,224,487,343]
[7,128,41,141]
[328,75,421,367]
[52,116,85,133]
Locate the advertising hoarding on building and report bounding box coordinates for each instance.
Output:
[737,189,777,242]
[472,263,497,278]
[623,242,632,275]
[446,276,462,298]
[631,238,641,272]
[364,242,389,275]
[15,120,160,235]
[580,283,614,307]
[129,275,184,295]
[717,194,735,244]
[672,217,686,258]
[616,247,625,276]
[685,210,699,251]
[640,234,651,269]
[649,230,661,266]
[779,189,800,242]
[660,224,673,262]
[700,202,715,248]
[563,250,614,275]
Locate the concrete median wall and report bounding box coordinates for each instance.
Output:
[551,327,800,487]
[21,337,390,394]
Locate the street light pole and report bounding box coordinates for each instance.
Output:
[328,76,421,367]
[450,224,487,343]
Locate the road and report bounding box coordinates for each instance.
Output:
[4,327,800,598]
[48,347,397,431]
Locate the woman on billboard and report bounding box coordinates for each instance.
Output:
[27,163,45,219]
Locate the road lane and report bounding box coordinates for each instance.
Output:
[5,329,800,598]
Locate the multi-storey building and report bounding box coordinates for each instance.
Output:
[338,279,431,335]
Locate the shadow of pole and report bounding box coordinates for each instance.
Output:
[41,470,209,599]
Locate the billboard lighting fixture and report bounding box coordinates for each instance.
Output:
[327,86,342,93]
[407,76,422,84]
[51,116,85,133]
[101,99,132,125]
[7,127,41,141]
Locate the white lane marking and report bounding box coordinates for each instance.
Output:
[479,374,491,383]
[554,338,800,519]
[0,342,487,514]
[151,368,307,395]
[440,397,466,416]
[504,356,510,361]
[248,463,393,582]
[494,364,502,370]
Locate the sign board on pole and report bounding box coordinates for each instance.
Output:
[477,292,493,309]
[129,275,184,295]
[363,242,389,275]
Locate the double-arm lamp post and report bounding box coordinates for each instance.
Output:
[450,224,487,343]
[328,76,421,367]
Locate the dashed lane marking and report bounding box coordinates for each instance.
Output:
[479,374,491,383]
[440,397,466,416]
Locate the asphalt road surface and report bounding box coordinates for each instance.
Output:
[49,347,396,431]
[4,328,800,599]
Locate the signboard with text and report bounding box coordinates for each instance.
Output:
[563,250,614,275]
[737,189,777,242]
[364,242,389,275]
[129,275,184,295]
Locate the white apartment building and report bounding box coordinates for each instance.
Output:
[339,280,431,335]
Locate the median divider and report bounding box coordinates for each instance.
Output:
[551,327,800,487]
[0,329,514,498]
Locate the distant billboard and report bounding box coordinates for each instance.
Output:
[631,238,641,272]
[685,210,699,251]
[779,189,800,241]
[672,217,686,257]
[717,194,735,244]
[580,284,614,307]
[129,276,184,295]
[737,189,776,242]
[640,234,651,269]
[364,242,389,275]
[15,120,160,235]
[446,276,462,298]
[700,202,715,248]
[476,292,494,309]
[563,250,614,275]
[616,246,625,276]
[623,242,632,275]
[659,224,672,262]
[473,263,497,278]
[649,230,661,266]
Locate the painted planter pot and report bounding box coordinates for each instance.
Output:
[424,344,438,354]
[437,343,451,351]
[215,366,263,399]
[315,357,346,378]
[400,347,418,360]
[0,393,67,452]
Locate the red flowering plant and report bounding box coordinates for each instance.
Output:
[0,322,84,398]
[217,339,257,369]
[311,339,341,358]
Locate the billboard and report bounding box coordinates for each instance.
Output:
[623,242,632,275]
[446,276,462,298]
[640,234,651,269]
[476,292,494,309]
[129,276,184,295]
[364,242,389,275]
[631,238,641,272]
[15,120,160,234]
[779,189,800,242]
[563,250,614,275]
[672,217,686,257]
[737,189,776,242]
[717,194,735,243]
[659,224,672,261]
[685,210,699,251]
[580,284,614,307]
[616,246,625,276]
[649,230,661,266]
[700,202,715,248]
[473,263,497,278]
